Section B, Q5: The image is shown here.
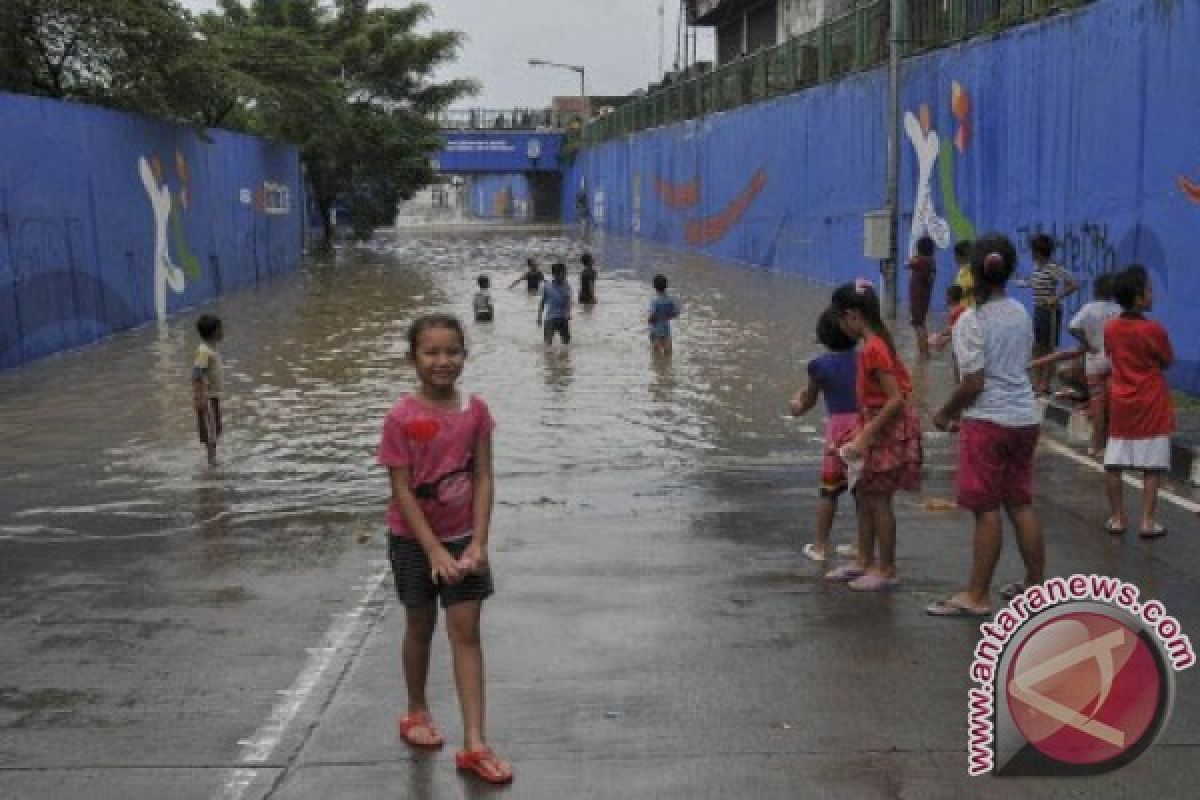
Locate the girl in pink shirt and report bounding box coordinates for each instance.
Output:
[377,314,511,784]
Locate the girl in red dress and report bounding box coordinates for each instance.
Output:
[825,281,923,590]
[1102,266,1175,537]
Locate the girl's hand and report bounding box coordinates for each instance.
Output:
[841,437,866,461]
[459,542,488,575]
[429,547,463,585]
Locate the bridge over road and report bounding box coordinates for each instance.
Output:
[432,127,568,221]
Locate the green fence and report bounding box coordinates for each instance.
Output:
[584,0,1086,143]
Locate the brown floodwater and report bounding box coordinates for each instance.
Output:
[0,225,952,552]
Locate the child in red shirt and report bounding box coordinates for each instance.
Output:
[377,314,512,784]
[1102,266,1174,538]
[824,281,922,591]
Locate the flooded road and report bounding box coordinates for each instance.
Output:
[3,225,1199,799]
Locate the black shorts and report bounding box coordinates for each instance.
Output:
[1033,305,1061,352]
[195,398,222,444]
[543,318,571,344]
[387,535,494,609]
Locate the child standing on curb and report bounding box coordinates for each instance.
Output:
[826,281,922,591]
[907,236,937,359]
[1023,233,1079,393]
[648,274,681,356]
[377,314,512,785]
[1103,266,1175,538]
[789,308,860,563]
[1068,273,1121,456]
[193,314,224,466]
[927,235,1044,617]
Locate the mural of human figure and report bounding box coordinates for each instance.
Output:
[904,107,951,255]
[139,155,186,319]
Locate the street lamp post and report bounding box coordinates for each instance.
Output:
[528,58,587,121]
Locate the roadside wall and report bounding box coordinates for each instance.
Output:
[0,93,305,369]
[572,0,1200,393]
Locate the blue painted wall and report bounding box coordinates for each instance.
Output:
[468,174,534,220]
[572,0,1200,393]
[436,131,564,174]
[0,93,305,369]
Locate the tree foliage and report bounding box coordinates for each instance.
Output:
[0,0,477,243]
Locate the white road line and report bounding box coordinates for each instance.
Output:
[214,560,391,800]
[1041,438,1200,513]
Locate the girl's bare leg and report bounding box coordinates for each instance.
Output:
[812,495,837,558]
[446,600,488,751]
[867,492,897,577]
[403,605,438,732]
[853,491,876,571]
[1140,471,1163,532]
[1105,468,1125,527]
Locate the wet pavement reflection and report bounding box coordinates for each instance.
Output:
[3,224,1199,798]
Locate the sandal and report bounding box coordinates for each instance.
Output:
[848,573,899,592]
[926,597,993,618]
[802,543,828,562]
[824,564,866,582]
[1104,518,1125,536]
[455,746,513,784]
[398,711,445,749]
[1139,523,1167,539]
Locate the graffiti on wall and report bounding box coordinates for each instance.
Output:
[906,82,977,253]
[138,153,200,320]
[1178,172,1200,204]
[650,169,768,246]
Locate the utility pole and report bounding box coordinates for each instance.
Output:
[658,0,666,78]
[883,0,903,320]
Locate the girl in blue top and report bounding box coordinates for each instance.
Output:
[537,262,572,345]
[648,274,681,356]
[789,308,860,562]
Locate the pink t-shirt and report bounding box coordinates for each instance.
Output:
[377,393,495,540]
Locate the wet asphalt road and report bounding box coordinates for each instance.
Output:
[2,224,1199,799]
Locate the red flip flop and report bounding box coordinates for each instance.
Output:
[455,746,513,784]
[398,711,444,749]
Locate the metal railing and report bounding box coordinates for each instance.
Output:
[432,108,583,131]
[585,0,1086,143]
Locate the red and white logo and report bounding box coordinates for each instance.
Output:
[1005,611,1164,767]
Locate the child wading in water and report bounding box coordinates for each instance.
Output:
[473,275,494,322]
[377,314,512,784]
[579,252,598,305]
[1103,266,1175,538]
[648,274,680,356]
[826,281,923,591]
[193,314,224,466]
[789,308,860,562]
[538,262,572,345]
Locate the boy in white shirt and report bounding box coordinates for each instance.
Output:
[1069,273,1122,456]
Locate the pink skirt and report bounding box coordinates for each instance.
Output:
[836,403,923,494]
[821,413,858,497]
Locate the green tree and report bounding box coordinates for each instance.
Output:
[207,0,476,244]
[0,0,209,120]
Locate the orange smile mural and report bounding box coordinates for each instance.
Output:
[653,176,701,209]
[684,169,768,246]
[1179,173,1200,204]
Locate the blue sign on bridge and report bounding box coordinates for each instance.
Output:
[434,131,565,174]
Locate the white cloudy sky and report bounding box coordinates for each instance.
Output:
[180,1,715,108]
